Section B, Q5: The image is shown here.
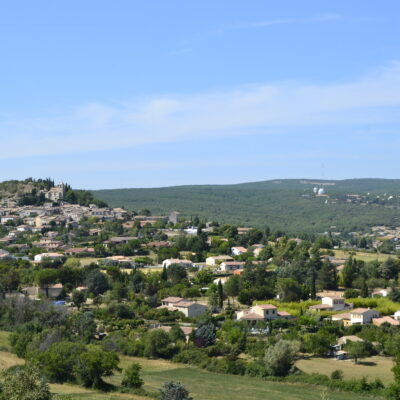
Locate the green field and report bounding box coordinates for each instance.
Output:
[0,330,385,400]
[0,347,382,400]
[334,250,393,263]
[296,356,394,385]
[103,355,383,400]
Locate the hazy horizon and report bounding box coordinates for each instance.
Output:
[86,177,399,191]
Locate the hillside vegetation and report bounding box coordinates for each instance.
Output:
[92,179,400,233]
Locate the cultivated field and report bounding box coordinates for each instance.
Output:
[296,356,395,384]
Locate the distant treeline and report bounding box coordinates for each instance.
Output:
[91,179,400,233]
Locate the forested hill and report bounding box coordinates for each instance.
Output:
[91,179,400,233]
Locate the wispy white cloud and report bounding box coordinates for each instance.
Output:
[1,61,400,160]
[213,13,346,34]
[168,13,368,57]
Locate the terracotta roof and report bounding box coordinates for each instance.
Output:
[208,255,233,260]
[232,246,247,252]
[278,311,292,317]
[239,313,265,320]
[373,316,400,326]
[337,336,364,345]
[309,304,332,310]
[146,241,170,247]
[157,305,176,311]
[162,297,183,303]
[233,270,243,275]
[332,312,351,320]
[181,327,194,335]
[48,283,63,289]
[175,301,196,308]
[255,304,277,310]
[158,325,193,335]
[351,308,373,314]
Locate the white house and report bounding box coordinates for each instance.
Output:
[237,304,279,321]
[322,296,349,311]
[334,335,364,351]
[350,308,380,325]
[154,324,193,342]
[372,288,390,297]
[159,297,207,318]
[22,283,64,299]
[206,255,233,266]
[309,296,352,312]
[162,259,193,268]
[231,246,247,256]
[184,227,198,235]
[0,249,11,259]
[34,252,64,262]
[219,261,245,272]
[16,224,32,232]
[1,215,19,224]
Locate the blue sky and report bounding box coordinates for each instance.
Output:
[1,1,400,188]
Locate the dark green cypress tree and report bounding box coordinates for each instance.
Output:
[361,278,369,298]
[161,265,168,281]
[310,267,316,300]
[217,279,224,309]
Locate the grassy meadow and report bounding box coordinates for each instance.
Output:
[0,342,383,400]
[103,355,384,400]
[333,250,392,263]
[296,356,394,385]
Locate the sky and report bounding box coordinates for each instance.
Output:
[1,1,400,189]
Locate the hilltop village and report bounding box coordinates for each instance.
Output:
[2,179,400,397]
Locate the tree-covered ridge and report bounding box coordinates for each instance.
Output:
[92,179,400,233]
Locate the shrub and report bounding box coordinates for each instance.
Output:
[160,381,193,400]
[331,369,343,380]
[173,348,209,367]
[121,362,143,389]
[264,340,300,377]
[74,345,120,389]
[143,329,174,359]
